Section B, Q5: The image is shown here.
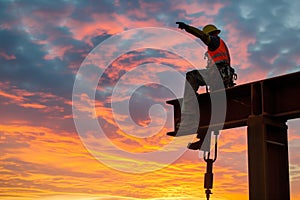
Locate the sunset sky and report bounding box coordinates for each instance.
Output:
[1,0,300,199]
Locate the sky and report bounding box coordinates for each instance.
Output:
[1,0,300,199]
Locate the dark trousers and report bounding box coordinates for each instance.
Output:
[185,66,225,93]
[179,65,235,135]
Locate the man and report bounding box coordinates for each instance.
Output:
[175,22,236,150]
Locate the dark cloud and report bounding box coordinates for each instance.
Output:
[1,0,299,126]
[91,33,113,46]
[16,0,72,17]
[128,84,175,126]
[0,28,75,95]
[69,0,118,21]
[0,0,299,132]
[217,0,300,77]
[0,1,92,99]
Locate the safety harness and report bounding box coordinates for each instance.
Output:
[205,38,237,90]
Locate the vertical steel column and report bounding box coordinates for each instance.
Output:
[247,115,290,200]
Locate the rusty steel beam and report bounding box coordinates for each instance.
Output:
[166,71,300,137]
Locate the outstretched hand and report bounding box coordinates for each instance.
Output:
[176,22,186,30]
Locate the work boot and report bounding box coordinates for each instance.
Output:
[187,140,203,150]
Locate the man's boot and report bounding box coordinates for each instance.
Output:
[187,139,203,150]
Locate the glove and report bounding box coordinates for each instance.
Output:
[176,22,187,30]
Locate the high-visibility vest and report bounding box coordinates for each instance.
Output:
[207,38,230,65]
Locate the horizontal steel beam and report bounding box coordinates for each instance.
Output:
[167,71,300,137]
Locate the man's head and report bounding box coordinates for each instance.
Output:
[203,24,221,35]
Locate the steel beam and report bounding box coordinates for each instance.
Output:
[166,71,300,137]
[166,71,300,200]
[247,115,290,200]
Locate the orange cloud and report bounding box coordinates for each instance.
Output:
[43,45,74,60]
[171,1,225,16]
[0,90,24,102]
[19,103,47,109]
[2,116,300,199]
[0,52,16,60]
[0,82,69,119]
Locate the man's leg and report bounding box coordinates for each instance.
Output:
[177,70,207,136]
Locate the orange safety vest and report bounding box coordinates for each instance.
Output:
[207,38,230,65]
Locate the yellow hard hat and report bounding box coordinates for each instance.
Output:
[203,24,221,35]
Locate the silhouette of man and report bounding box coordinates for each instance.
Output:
[175,22,236,150]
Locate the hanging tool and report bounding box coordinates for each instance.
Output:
[203,130,219,200]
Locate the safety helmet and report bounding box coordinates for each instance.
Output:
[203,24,221,35]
